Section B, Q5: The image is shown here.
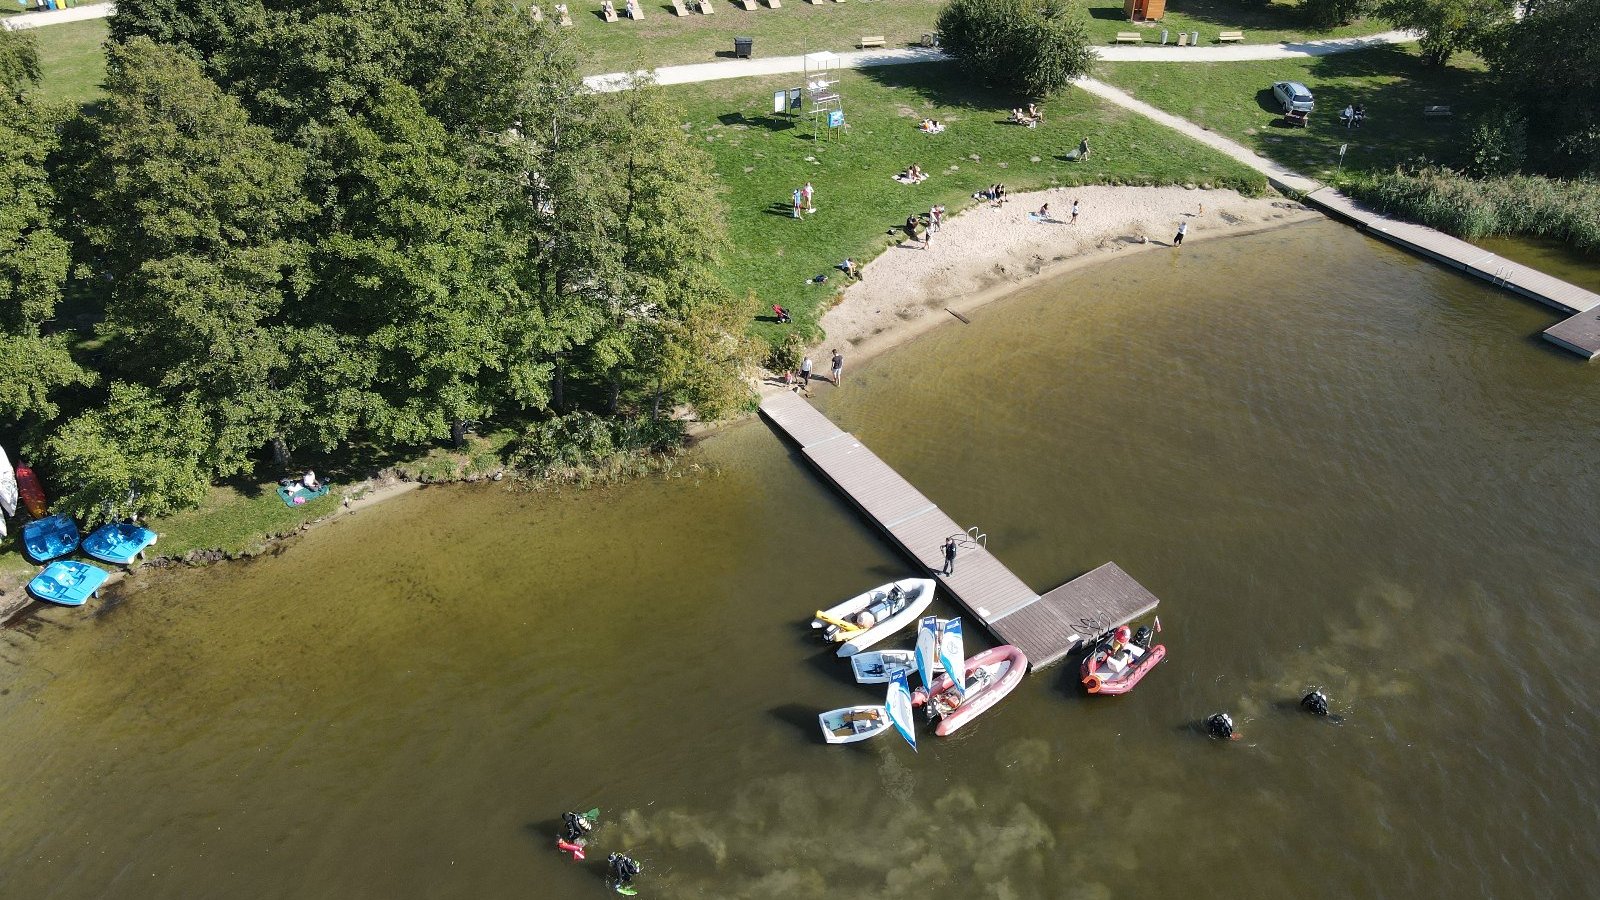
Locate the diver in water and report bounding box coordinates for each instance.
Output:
[1206,712,1237,741]
[560,811,594,844]
[608,852,643,894]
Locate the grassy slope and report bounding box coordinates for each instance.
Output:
[672,62,1266,344]
[1099,45,1494,180]
[28,18,108,104]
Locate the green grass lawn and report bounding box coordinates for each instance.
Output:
[1099,45,1495,180]
[28,17,108,105]
[670,61,1266,344]
[1079,0,1387,45]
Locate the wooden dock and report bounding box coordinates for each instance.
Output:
[1303,188,1600,360]
[760,390,1158,669]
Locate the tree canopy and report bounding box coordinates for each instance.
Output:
[936,0,1097,96]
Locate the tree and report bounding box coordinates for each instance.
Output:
[46,382,213,523]
[1302,0,1372,28]
[1483,0,1600,174]
[62,38,311,475]
[0,38,92,435]
[936,0,1096,96]
[1376,0,1515,65]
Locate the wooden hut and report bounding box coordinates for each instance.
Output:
[1124,0,1164,21]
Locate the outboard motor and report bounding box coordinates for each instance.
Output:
[1132,626,1154,650]
[1205,712,1236,740]
[1301,690,1330,717]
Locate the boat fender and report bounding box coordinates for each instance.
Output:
[1205,712,1236,741]
[1301,690,1330,717]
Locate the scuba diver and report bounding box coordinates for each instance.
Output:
[1206,712,1238,741]
[556,809,597,860]
[608,851,643,895]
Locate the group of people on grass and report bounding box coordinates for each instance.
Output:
[1010,104,1044,127]
[917,118,944,133]
[895,163,927,184]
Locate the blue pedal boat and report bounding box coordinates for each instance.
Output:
[83,522,159,565]
[28,560,110,607]
[21,514,81,564]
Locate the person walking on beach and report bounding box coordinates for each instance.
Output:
[1070,199,1080,224]
[800,354,813,386]
[791,188,803,219]
[932,204,945,231]
[942,537,958,575]
[803,181,815,213]
[1174,220,1188,245]
[830,349,844,384]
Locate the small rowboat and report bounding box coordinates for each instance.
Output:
[22,514,80,564]
[28,560,110,607]
[83,522,159,566]
[1081,623,1166,696]
[812,578,935,657]
[818,705,890,744]
[912,645,1028,736]
[15,463,47,519]
[850,648,942,684]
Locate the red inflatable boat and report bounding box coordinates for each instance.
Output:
[912,644,1027,736]
[1081,624,1166,696]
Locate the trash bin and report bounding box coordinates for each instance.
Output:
[734,37,754,59]
[1160,29,1169,44]
[1190,30,1200,45]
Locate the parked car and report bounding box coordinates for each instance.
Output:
[1272,81,1315,113]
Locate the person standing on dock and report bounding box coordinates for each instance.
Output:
[942,537,958,575]
[1174,220,1187,246]
[800,354,813,387]
[830,349,844,384]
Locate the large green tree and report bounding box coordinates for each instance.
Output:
[1483,0,1600,174]
[0,32,92,436]
[1377,0,1515,65]
[63,38,312,474]
[936,0,1096,96]
[46,382,212,523]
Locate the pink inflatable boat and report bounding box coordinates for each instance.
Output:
[911,645,1027,736]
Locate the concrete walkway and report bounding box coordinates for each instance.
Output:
[583,31,1415,92]
[1,1,112,30]
[1074,77,1323,194]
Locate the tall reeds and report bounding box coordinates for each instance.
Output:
[1346,168,1600,254]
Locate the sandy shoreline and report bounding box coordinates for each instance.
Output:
[814,185,1320,366]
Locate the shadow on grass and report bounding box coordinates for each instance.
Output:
[858,60,1030,110]
[717,111,797,131]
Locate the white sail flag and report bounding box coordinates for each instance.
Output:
[0,445,16,519]
[887,671,917,753]
[939,618,966,699]
[914,615,939,690]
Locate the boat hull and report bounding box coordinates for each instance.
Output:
[810,578,935,657]
[22,514,80,564]
[1082,643,1167,695]
[916,645,1028,736]
[15,464,46,519]
[851,648,942,684]
[83,523,159,566]
[28,561,110,607]
[818,705,890,743]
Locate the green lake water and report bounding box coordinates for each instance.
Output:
[3,220,1599,899]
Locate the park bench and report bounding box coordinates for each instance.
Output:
[670,0,687,13]
[697,0,714,12]
[767,0,781,7]
[1115,32,1142,43]
[738,0,756,9]
[601,0,619,21]
[1217,30,1244,42]
[626,0,643,17]
[1424,105,1453,118]
[859,35,886,48]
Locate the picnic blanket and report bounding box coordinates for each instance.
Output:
[277,483,331,507]
[892,174,928,185]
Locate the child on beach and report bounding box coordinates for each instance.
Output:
[1036,203,1050,220]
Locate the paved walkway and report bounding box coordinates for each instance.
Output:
[582,31,1414,92]
[1,1,112,30]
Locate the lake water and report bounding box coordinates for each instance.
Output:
[4,221,1599,899]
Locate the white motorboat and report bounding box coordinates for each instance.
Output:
[812,578,936,657]
[818,705,890,744]
[849,648,944,684]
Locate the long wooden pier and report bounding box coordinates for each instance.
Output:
[1303,188,1600,359]
[760,390,1157,669]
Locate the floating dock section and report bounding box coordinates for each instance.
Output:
[760,390,1157,669]
[1303,188,1600,360]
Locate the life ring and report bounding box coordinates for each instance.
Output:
[1083,677,1101,694]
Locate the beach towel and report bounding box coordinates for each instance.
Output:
[892,174,928,185]
[276,483,331,508]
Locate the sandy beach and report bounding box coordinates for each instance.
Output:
[816,185,1320,364]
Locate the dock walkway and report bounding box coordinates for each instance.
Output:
[761,390,1157,669]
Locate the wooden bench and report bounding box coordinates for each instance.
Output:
[738,0,756,9]
[859,35,886,48]
[625,0,643,17]
[670,0,687,14]
[1115,31,1142,44]
[1217,30,1244,42]
[600,0,619,21]
[1423,105,1453,118]
[766,0,781,7]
